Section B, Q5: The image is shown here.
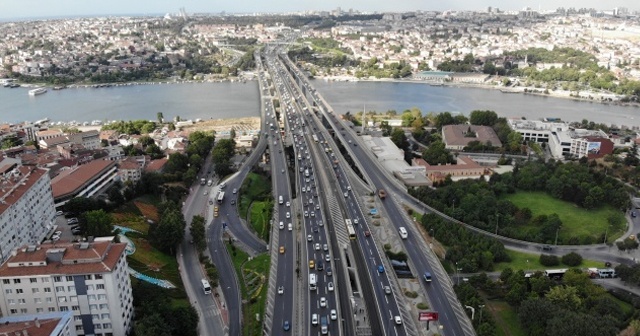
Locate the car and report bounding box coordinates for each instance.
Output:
[344,192,348,198]
[315,243,320,251]
[279,222,285,230]
[288,223,292,231]
[353,218,359,225]
[306,186,311,192]
[286,212,291,219]
[67,218,78,224]
[312,226,319,233]
[364,230,371,237]
[378,265,385,273]
[317,262,324,271]
[542,245,553,251]
[310,211,315,217]
[318,220,323,227]
[323,244,328,251]
[281,169,285,174]
[278,286,284,295]
[312,313,318,325]
[384,286,391,295]
[319,297,327,308]
[230,199,236,205]
[632,211,637,218]
[309,260,315,269]
[316,204,320,210]
[283,320,290,331]
[55,211,64,216]
[304,211,309,217]
[54,231,62,236]
[328,282,334,292]
[71,229,82,235]
[347,186,351,191]
[52,235,60,241]
[232,188,237,194]
[286,201,290,207]
[325,254,331,262]
[330,309,337,320]
[306,178,310,183]
[307,234,313,242]
[279,246,285,254]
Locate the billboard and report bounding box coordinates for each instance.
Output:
[419,311,439,321]
[587,141,601,155]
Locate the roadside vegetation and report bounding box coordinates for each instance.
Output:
[226,241,270,336]
[238,171,273,240]
[495,250,602,272]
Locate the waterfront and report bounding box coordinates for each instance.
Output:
[2,80,640,128]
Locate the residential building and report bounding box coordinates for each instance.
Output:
[40,136,70,150]
[570,136,614,159]
[0,311,77,336]
[144,158,168,173]
[0,239,133,336]
[67,131,100,150]
[117,158,142,183]
[36,130,64,142]
[507,118,570,144]
[51,160,117,208]
[413,156,494,183]
[441,124,502,150]
[0,161,56,265]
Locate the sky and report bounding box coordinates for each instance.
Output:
[0,0,638,20]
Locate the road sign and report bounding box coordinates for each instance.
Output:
[419,311,439,321]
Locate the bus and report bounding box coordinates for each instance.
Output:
[544,269,568,280]
[345,219,356,240]
[312,134,319,143]
[217,192,225,204]
[398,227,408,239]
[201,279,212,294]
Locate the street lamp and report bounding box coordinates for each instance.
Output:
[478,305,485,324]
[495,213,500,235]
[555,226,561,246]
[464,305,475,320]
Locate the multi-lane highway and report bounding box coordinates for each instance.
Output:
[278,53,475,336]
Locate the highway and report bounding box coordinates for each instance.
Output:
[279,54,476,336]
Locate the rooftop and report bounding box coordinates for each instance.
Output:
[0,165,49,215]
[51,160,116,199]
[442,124,502,148]
[0,312,73,336]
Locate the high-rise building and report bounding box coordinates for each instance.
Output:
[0,239,133,336]
[0,160,56,264]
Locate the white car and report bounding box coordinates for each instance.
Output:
[315,243,320,251]
[286,201,290,207]
[312,313,318,325]
[347,186,351,191]
[384,286,391,295]
[330,309,337,320]
[323,244,328,251]
[344,192,348,198]
[327,282,334,292]
[353,218,359,225]
[307,235,313,242]
[286,212,290,219]
[316,204,320,210]
[304,211,309,217]
[325,254,331,262]
[310,211,315,217]
[394,316,402,325]
[279,222,284,230]
[319,297,327,308]
[278,286,284,295]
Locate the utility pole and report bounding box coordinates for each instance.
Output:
[555,226,560,246]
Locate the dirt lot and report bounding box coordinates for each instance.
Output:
[182,117,260,134]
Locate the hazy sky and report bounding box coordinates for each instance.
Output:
[0,0,637,20]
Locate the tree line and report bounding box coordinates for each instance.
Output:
[410,159,630,244]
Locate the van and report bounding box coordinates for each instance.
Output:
[279,196,283,205]
[320,316,328,334]
[399,227,408,239]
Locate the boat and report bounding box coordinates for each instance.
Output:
[9,83,20,88]
[28,88,47,96]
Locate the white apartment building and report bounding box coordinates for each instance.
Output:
[507,118,570,144]
[0,239,133,336]
[0,161,56,265]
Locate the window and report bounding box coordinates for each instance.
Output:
[8,299,15,305]
[54,276,61,282]
[90,304,98,311]
[70,296,77,302]
[98,294,106,300]
[68,285,75,292]
[16,289,23,294]
[30,278,37,283]
[55,286,64,293]
[84,275,93,280]
[101,313,110,320]
[66,276,73,281]
[36,308,43,313]
[46,297,52,303]
[58,297,67,303]
[42,278,50,283]
[92,314,99,320]
[95,274,103,280]
[2,279,10,284]
[18,299,25,304]
[72,305,80,311]
[13,279,21,284]
[88,295,96,301]
[44,288,51,293]
[75,325,83,331]
[94,324,102,330]
[32,288,39,293]
[99,304,108,310]
[5,289,12,294]
[10,309,17,314]
[87,285,94,291]
[34,298,41,304]
[97,284,105,290]
[102,323,112,329]
[20,308,27,314]
[60,306,69,311]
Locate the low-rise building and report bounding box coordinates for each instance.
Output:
[51,160,117,208]
[361,135,430,186]
[0,239,133,336]
[413,156,494,183]
[0,311,77,336]
[67,131,100,150]
[441,124,502,150]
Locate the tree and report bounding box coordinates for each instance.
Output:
[136,313,172,336]
[211,138,236,177]
[561,252,583,266]
[518,298,557,336]
[422,140,455,165]
[82,209,114,237]
[539,254,560,267]
[149,206,185,255]
[545,286,582,311]
[469,110,498,126]
[434,112,456,129]
[165,306,199,336]
[157,112,164,123]
[190,215,206,252]
[390,128,409,151]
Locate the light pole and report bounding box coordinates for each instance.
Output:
[495,213,500,235]
[555,226,561,246]
[478,304,485,324]
[464,305,475,320]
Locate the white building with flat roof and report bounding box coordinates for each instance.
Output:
[0,311,77,336]
[0,239,133,336]
[0,160,56,265]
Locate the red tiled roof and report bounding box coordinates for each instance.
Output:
[442,125,502,148]
[0,167,49,215]
[0,241,126,277]
[144,158,168,172]
[0,317,60,336]
[51,160,115,199]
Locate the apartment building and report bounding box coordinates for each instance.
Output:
[0,239,133,336]
[0,311,77,336]
[51,160,117,208]
[0,160,56,265]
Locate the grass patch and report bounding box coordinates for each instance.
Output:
[238,173,271,218]
[504,191,626,243]
[112,212,150,234]
[494,249,605,272]
[226,242,270,336]
[249,200,273,241]
[485,299,526,336]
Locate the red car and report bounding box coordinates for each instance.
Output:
[364,230,371,237]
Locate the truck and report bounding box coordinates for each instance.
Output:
[320,316,328,335]
[309,273,317,291]
[378,189,387,199]
[200,178,206,185]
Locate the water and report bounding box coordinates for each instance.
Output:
[313,81,640,128]
[0,82,260,124]
[2,80,639,128]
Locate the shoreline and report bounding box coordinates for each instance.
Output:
[315,76,640,109]
[5,77,257,90]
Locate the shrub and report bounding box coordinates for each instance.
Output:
[561,252,583,266]
[539,254,560,267]
[405,291,418,298]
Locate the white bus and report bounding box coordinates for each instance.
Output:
[309,273,317,291]
[544,269,568,280]
[217,191,225,204]
[345,219,356,240]
[398,227,408,239]
[201,279,212,294]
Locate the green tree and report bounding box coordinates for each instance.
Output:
[82,209,114,237]
[390,128,409,151]
[150,206,185,255]
[545,286,582,311]
[518,298,557,336]
[157,112,164,123]
[561,252,583,266]
[136,313,172,336]
[469,110,498,126]
[422,140,455,165]
[190,215,206,252]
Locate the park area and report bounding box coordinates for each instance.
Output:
[238,172,273,241]
[504,191,626,244]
